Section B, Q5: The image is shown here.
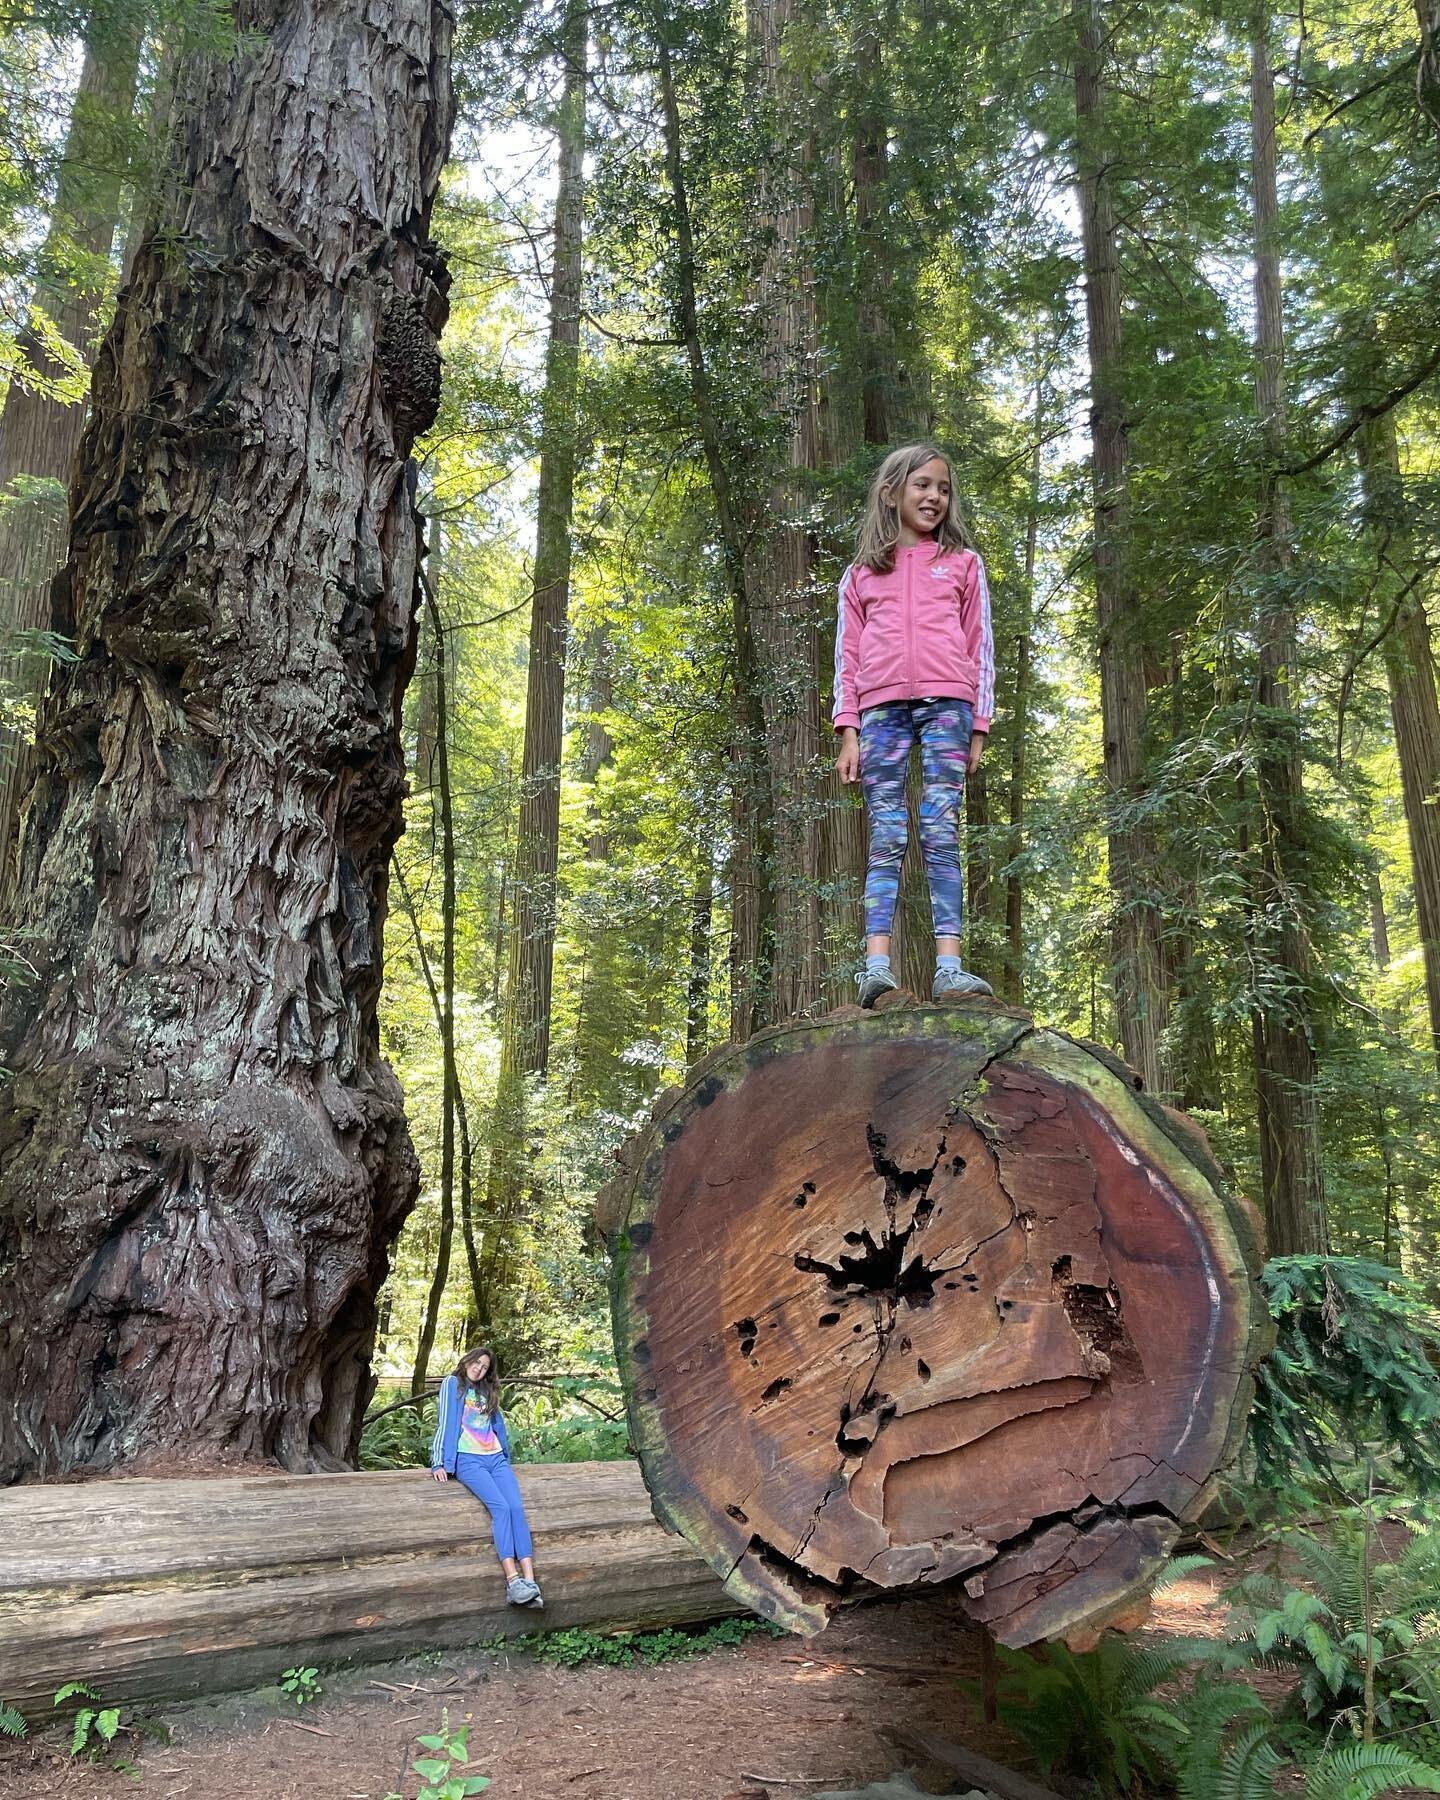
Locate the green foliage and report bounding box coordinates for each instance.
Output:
[1217,1510,1440,1739]
[1304,1743,1440,1800]
[359,1394,439,1471]
[986,1633,1201,1795]
[54,1680,122,1761]
[1251,1258,1440,1500]
[409,1715,490,1799]
[279,1666,321,1706]
[514,1615,784,1669]
[0,1700,26,1738]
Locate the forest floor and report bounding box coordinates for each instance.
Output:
[7,1553,1410,1800]
[0,1570,1235,1800]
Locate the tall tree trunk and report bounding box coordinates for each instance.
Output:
[965,760,999,986]
[1357,409,1440,1067]
[0,0,454,1481]
[410,571,461,1395]
[0,18,142,888]
[1418,0,1440,143]
[501,0,586,1082]
[686,846,714,1066]
[1073,0,1169,1094]
[1004,389,1042,1005]
[1247,20,1327,1254]
[484,1,587,1318]
[1369,866,1391,971]
[740,0,823,1028]
[580,623,613,864]
[655,28,777,1040]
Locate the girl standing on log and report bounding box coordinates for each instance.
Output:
[833,444,996,1007]
[429,1346,544,1608]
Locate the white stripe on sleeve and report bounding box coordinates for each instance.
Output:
[974,553,996,724]
[833,565,856,726]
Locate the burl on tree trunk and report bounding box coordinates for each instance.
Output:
[600,997,1270,1646]
[0,0,453,1481]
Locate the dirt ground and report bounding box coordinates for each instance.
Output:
[0,1592,1014,1800]
[6,1557,1388,1800]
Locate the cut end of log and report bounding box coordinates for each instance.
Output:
[602,1001,1270,1647]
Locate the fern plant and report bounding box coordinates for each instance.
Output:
[54,1681,121,1761]
[1218,1511,1440,1735]
[1304,1742,1440,1800]
[986,1633,1208,1795]
[0,1700,25,1739]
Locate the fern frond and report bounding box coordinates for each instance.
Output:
[1155,1554,1217,1591]
[1215,1720,1286,1800]
[1304,1741,1440,1800]
[0,1702,26,1739]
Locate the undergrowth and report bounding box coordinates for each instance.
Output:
[510,1616,785,1668]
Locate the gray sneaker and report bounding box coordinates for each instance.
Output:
[857,966,900,1008]
[932,965,994,1001]
[507,1576,543,1608]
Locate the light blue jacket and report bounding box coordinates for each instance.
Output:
[429,1374,512,1474]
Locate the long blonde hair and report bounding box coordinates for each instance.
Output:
[855,444,974,573]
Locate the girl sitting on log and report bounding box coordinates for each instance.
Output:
[833,444,996,1008]
[429,1345,544,1609]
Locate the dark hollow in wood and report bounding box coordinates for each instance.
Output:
[601,1000,1270,1646]
[0,1463,736,1710]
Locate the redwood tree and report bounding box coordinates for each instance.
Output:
[0,0,454,1480]
[1248,17,1327,1253]
[1073,0,1169,1093]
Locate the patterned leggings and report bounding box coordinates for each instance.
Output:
[860,698,973,939]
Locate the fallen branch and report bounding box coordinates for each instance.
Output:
[885,1727,1067,1800]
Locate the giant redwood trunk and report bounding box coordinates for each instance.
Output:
[601,996,1268,1645]
[0,0,454,1481]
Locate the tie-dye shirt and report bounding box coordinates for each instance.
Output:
[458,1388,501,1455]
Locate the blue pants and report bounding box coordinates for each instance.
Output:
[455,1452,534,1563]
[859,698,973,938]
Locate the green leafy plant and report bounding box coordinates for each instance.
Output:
[513,1615,784,1668]
[409,1714,490,1799]
[985,1632,1205,1795]
[54,1681,121,1761]
[1217,1510,1440,1738]
[1251,1257,1440,1501]
[1172,1678,1440,1800]
[280,1665,322,1706]
[0,1700,26,1738]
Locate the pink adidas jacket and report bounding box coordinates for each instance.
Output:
[832,541,995,733]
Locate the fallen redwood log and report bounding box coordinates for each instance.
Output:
[0,1461,736,1709]
[599,997,1270,1647]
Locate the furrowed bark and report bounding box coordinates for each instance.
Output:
[0,0,454,1480]
[601,997,1269,1646]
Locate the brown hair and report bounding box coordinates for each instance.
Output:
[451,1344,501,1417]
[855,443,974,573]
